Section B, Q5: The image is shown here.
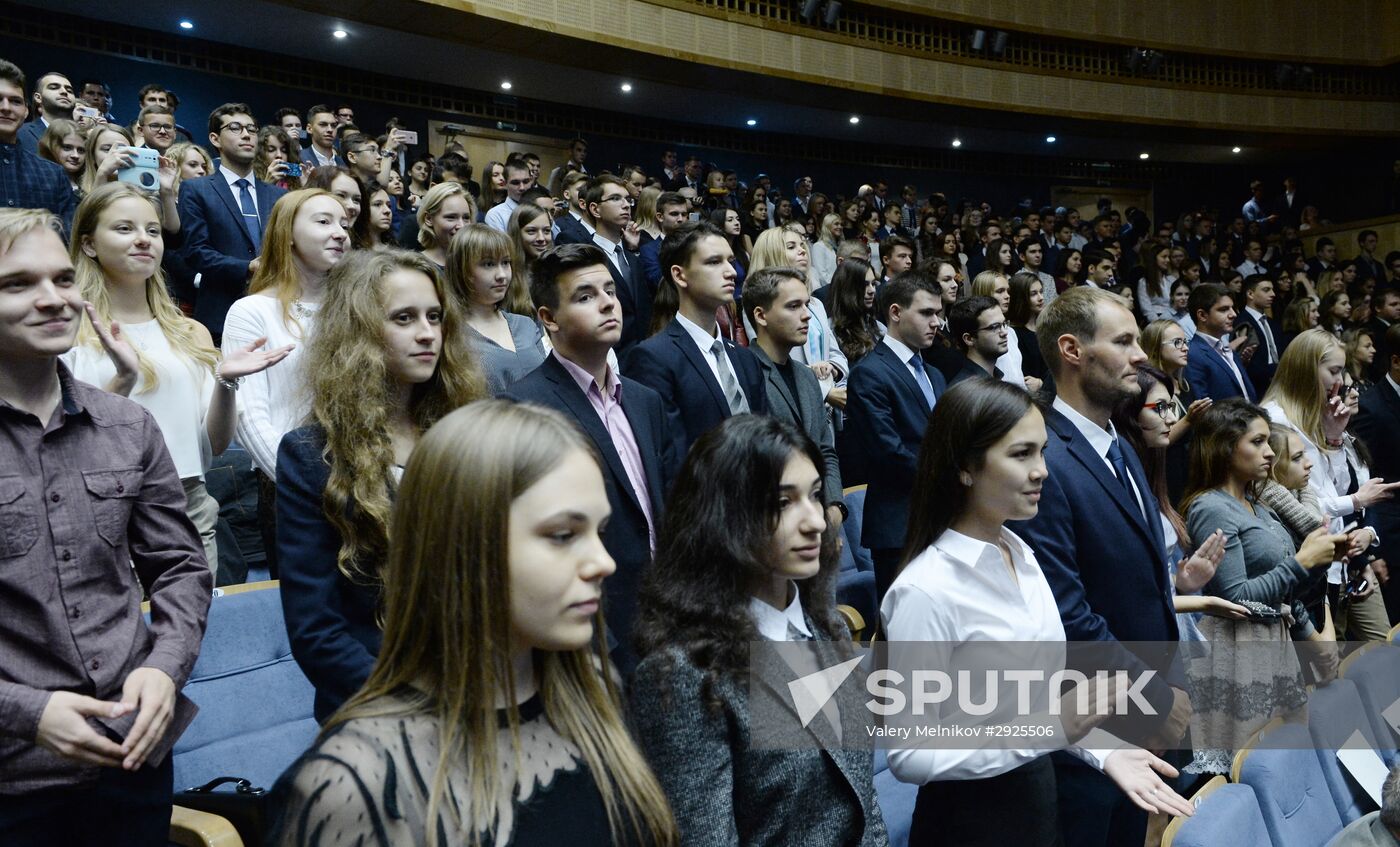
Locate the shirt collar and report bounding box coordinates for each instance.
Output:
[881,331,918,366]
[1387,373,1400,398]
[219,164,252,187]
[1052,395,1118,458]
[933,527,1033,571]
[554,351,619,400]
[1245,306,1265,320]
[748,584,811,641]
[676,311,720,351]
[592,231,621,253]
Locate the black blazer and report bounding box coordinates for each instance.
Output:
[1366,317,1395,382]
[504,355,676,670]
[177,174,286,337]
[553,213,592,246]
[275,426,382,723]
[1353,379,1400,589]
[1236,308,1282,397]
[601,248,652,356]
[623,318,768,458]
[845,341,946,552]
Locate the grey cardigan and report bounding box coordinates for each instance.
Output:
[630,624,887,847]
[1185,488,1315,639]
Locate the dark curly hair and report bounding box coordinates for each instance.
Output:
[633,414,844,712]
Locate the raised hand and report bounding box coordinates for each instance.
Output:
[1176,530,1226,593]
[83,302,140,394]
[217,336,295,382]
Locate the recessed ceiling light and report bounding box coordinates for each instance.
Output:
[746,119,757,127]
[332,29,347,38]
[1231,146,1242,153]
[178,19,194,29]
[620,83,633,93]
[951,139,962,147]
[1045,135,1056,143]
[1139,152,1150,160]
[848,115,860,124]
[500,81,513,90]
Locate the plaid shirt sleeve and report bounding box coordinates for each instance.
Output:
[0,143,77,231]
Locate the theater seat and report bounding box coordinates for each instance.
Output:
[167,581,318,846]
[1339,643,1400,766]
[837,486,877,627]
[1162,777,1269,847]
[1306,679,1387,824]
[1232,721,1345,847]
[872,747,917,847]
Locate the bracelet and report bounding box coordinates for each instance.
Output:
[1324,436,1344,449]
[214,365,242,392]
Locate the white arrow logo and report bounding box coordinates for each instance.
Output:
[788,655,864,728]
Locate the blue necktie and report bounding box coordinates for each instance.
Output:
[1105,437,1132,494]
[234,179,262,249]
[909,354,935,410]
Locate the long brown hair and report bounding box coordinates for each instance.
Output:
[1179,398,1272,519]
[304,249,487,584]
[1112,365,1188,548]
[327,401,677,847]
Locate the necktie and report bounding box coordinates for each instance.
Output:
[909,354,936,410]
[234,179,262,249]
[711,338,751,415]
[616,244,630,273]
[1258,318,1277,363]
[1105,437,1131,493]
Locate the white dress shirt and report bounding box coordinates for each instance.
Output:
[1244,306,1278,364]
[1235,260,1267,277]
[592,231,628,276]
[1052,397,1146,519]
[996,329,1025,388]
[483,196,518,232]
[749,584,812,642]
[882,528,1115,781]
[882,332,925,387]
[219,164,258,217]
[676,311,726,388]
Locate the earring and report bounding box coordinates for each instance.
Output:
[960,473,973,487]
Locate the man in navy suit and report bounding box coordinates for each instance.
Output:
[1184,282,1257,402]
[583,175,651,354]
[1236,275,1281,397]
[624,220,767,458]
[177,103,286,342]
[1008,286,1191,847]
[1353,321,1400,621]
[553,170,594,246]
[639,191,689,289]
[844,269,948,600]
[507,244,676,671]
[298,105,343,169]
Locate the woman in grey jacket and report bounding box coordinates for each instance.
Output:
[630,415,888,846]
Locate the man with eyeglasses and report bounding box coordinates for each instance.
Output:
[947,295,1008,385]
[176,103,286,343]
[16,71,74,156]
[584,175,649,352]
[341,132,384,186]
[135,106,176,155]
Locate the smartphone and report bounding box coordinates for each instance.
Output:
[282,162,302,178]
[396,129,418,146]
[74,103,101,121]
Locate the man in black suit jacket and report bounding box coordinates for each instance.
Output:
[625,221,768,458]
[1237,274,1282,397]
[583,175,651,354]
[845,270,948,600]
[1353,322,1400,621]
[177,103,286,341]
[664,154,703,194]
[298,105,344,169]
[1366,288,1400,382]
[552,170,594,246]
[946,295,1007,385]
[507,244,675,670]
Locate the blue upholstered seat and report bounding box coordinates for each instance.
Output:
[1340,643,1400,767]
[1307,679,1387,824]
[872,747,917,847]
[1170,782,1271,847]
[1235,721,1346,847]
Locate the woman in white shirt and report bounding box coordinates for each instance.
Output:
[882,379,1191,847]
[66,182,292,575]
[223,188,349,571]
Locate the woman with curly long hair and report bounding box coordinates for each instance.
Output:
[276,249,487,721]
[631,414,887,845]
[272,401,676,847]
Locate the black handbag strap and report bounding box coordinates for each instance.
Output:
[186,776,266,796]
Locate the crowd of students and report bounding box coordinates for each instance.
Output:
[3,57,1400,847]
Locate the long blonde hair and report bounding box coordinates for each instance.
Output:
[80,125,134,196]
[305,249,487,585]
[326,401,678,847]
[416,181,474,249]
[248,188,344,337]
[635,185,663,239]
[748,225,804,277]
[1261,327,1342,449]
[446,223,533,318]
[71,183,219,390]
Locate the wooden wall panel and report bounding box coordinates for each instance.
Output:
[432,0,1400,135]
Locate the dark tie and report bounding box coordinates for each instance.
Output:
[710,338,751,415]
[234,178,262,249]
[1105,437,1132,494]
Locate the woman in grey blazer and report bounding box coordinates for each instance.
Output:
[631,415,888,847]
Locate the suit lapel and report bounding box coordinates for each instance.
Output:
[754,350,800,419]
[873,343,926,407]
[668,321,729,412]
[211,177,253,250]
[255,182,279,231]
[1050,410,1157,542]
[542,359,646,517]
[617,381,666,516]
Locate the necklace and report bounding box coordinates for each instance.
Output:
[292,300,315,320]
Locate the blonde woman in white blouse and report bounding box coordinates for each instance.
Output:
[66,183,292,573]
[881,379,1191,847]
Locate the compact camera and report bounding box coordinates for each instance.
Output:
[116,146,161,191]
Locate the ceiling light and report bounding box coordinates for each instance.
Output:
[500,81,513,90]
[332,29,347,38]
[178,20,194,29]
[746,119,757,127]
[848,115,860,124]
[1231,146,1242,154]
[1045,135,1056,143]
[951,139,962,147]
[620,83,633,93]
[1138,152,1150,160]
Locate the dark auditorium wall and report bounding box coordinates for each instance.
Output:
[4,34,1390,229]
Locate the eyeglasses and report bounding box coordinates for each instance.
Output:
[599,194,629,205]
[1142,400,1180,421]
[977,321,1007,334]
[143,122,174,133]
[219,122,258,135]
[1161,337,1189,350]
